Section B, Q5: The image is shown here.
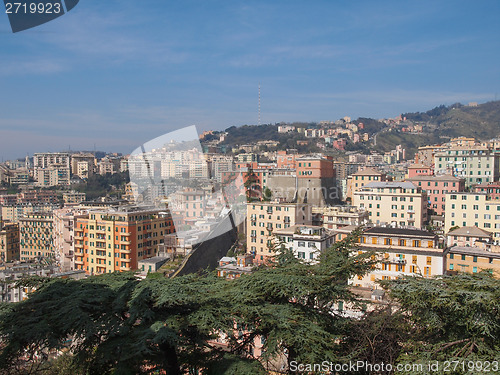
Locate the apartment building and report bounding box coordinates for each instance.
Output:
[98,158,116,175]
[35,165,70,187]
[1,203,58,223]
[434,146,500,187]
[274,225,335,262]
[353,182,427,228]
[337,226,443,289]
[313,205,369,230]
[474,181,500,200]
[0,222,20,262]
[74,207,175,275]
[445,243,500,277]
[346,167,388,201]
[406,174,465,215]
[444,192,500,238]
[446,226,492,247]
[247,202,312,264]
[71,153,96,178]
[19,213,54,262]
[53,207,90,272]
[296,155,338,205]
[63,191,86,204]
[33,152,71,172]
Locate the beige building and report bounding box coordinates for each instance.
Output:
[346,167,388,201]
[353,182,427,228]
[63,191,86,204]
[1,204,57,223]
[71,153,96,178]
[446,226,492,247]
[19,213,55,262]
[33,152,71,172]
[35,165,70,187]
[247,201,311,264]
[337,226,443,289]
[444,192,500,239]
[0,222,20,263]
[313,205,369,230]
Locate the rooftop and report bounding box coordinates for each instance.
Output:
[365,226,436,238]
[447,226,491,238]
[407,174,463,182]
[362,181,418,189]
[352,167,384,176]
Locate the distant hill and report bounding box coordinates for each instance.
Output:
[403,101,500,140]
[213,100,500,158]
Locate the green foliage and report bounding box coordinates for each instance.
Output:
[0,232,374,374]
[3,231,499,374]
[339,307,409,373]
[383,272,500,373]
[74,172,129,200]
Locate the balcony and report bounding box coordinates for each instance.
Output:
[122,240,131,245]
[121,249,132,254]
[74,260,84,265]
[121,266,131,271]
[74,243,83,248]
[382,258,407,265]
[74,235,83,240]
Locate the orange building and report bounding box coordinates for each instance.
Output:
[74,207,174,275]
[0,222,20,262]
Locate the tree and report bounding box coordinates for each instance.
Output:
[382,272,500,372]
[0,231,375,374]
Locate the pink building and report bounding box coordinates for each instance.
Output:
[407,164,433,178]
[474,181,500,200]
[406,175,465,215]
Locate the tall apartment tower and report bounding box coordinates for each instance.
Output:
[19,213,54,262]
[74,207,175,275]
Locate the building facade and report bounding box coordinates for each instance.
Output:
[444,192,500,239]
[19,213,55,262]
[74,207,175,275]
[353,182,427,228]
[247,202,312,264]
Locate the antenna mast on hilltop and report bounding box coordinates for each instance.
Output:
[258,83,261,125]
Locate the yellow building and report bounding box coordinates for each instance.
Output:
[445,245,500,277]
[444,192,500,239]
[352,182,427,228]
[19,213,54,262]
[247,201,311,264]
[337,226,443,289]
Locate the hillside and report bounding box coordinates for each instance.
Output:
[404,100,500,140]
[212,100,500,158]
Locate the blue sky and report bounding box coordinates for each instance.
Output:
[0,0,499,159]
